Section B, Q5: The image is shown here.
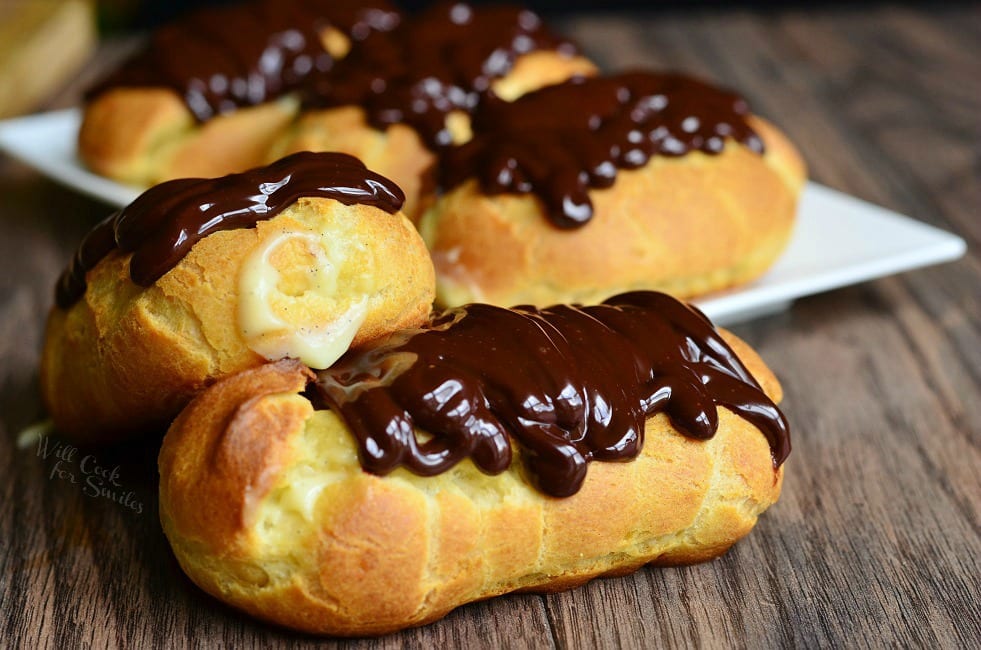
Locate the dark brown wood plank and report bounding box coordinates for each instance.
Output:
[2,5,979,649]
[554,6,981,648]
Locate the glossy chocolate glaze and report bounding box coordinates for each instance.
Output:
[440,71,765,228]
[89,0,401,122]
[313,291,790,497]
[303,2,577,148]
[55,152,405,308]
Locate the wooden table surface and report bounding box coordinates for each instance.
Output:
[2,4,979,648]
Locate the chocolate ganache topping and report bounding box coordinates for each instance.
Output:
[55,152,405,309]
[440,71,765,228]
[312,291,790,497]
[88,0,401,122]
[303,2,577,148]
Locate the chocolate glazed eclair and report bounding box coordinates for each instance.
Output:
[78,0,402,186]
[42,152,434,443]
[159,290,790,636]
[420,71,807,307]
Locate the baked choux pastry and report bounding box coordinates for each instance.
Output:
[271,2,597,219]
[42,152,435,443]
[78,0,402,186]
[159,291,790,635]
[421,71,807,307]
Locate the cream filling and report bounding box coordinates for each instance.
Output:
[238,230,367,369]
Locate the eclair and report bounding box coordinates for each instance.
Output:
[270,2,597,219]
[41,152,435,443]
[159,291,790,636]
[78,0,401,187]
[420,71,807,307]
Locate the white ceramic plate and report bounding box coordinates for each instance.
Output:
[0,108,966,325]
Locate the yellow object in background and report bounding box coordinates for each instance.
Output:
[0,0,96,118]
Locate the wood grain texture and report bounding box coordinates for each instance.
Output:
[1,5,979,648]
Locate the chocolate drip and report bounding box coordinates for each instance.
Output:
[303,2,577,148]
[313,291,790,497]
[88,0,401,122]
[55,152,405,309]
[440,71,765,228]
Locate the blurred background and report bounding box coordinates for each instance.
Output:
[0,0,954,119]
[96,0,947,28]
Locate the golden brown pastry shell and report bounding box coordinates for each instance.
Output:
[78,88,299,187]
[269,106,438,222]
